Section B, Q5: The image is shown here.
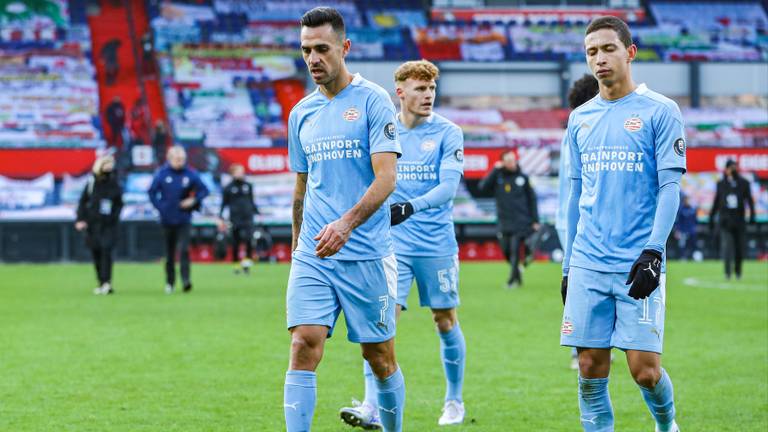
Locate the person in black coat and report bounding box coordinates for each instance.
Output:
[105,96,126,148]
[151,120,170,165]
[709,160,756,280]
[218,163,259,274]
[478,150,540,288]
[75,154,123,295]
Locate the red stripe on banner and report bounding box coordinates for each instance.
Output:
[518,148,550,175]
[6,146,761,181]
[218,148,292,174]
[215,147,768,179]
[430,8,646,23]
[685,148,768,177]
[0,149,97,179]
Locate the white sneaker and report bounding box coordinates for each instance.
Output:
[656,420,679,432]
[93,283,113,295]
[241,258,253,274]
[438,400,465,426]
[164,284,174,294]
[339,399,382,430]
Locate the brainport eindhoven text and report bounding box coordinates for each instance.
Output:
[581,150,646,173]
[304,138,363,162]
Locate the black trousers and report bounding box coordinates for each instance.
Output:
[676,232,696,260]
[499,232,527,284]
[91,247,113,285]
[164,224,191,286]
[231,224,253,263]
[720,225,745,277]
[85,225,116,285]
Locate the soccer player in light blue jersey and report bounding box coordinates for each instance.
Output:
[339,60,466,429]
[283,8,405,432]
[561,17,684,432]
[556,74,599,370]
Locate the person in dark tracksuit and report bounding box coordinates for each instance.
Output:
[709,160,756,280]
[75,154,123,295]
[478,150,540,288]
[148,146,209,294]
[218,163,259,274]
[674,195,698,260]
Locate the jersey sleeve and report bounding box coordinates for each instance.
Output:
[567,113,582,180]
[439,124,464,174]
[366,91,401,156]
[288,110,308,173]
[654,104,687,173]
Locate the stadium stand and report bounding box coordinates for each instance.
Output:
[0,0,101,150]
[0,0,766,262]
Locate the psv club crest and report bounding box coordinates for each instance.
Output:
[343,108,360,121]
[624,116,643,132]
[561,321,574,335]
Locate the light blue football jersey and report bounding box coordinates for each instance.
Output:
[390,113,464,257]
[288,74,401,260]
[567,84,687,273]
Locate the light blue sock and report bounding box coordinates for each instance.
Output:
[578,375,614,432]
[375,367,405,432]
[439,324,466,403]
[363,360,378,408]
[284,370,316,432]
[639,368,676,431]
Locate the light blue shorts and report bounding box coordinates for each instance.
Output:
[286,251,398,343]
[396,254,460,311]
[560,266,667,353]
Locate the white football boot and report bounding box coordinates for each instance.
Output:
[339,399,382,430]
[438,400,465,426]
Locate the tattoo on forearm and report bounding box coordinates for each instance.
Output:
[292,198,304,249]
[292,199,304,225]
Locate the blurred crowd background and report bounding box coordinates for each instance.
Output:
[0,0,765,263]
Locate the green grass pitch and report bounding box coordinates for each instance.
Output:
[0,261,765,431]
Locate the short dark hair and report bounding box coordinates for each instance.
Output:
[568,74,599,109]
[585,16,633,48]
[300,7,345,38]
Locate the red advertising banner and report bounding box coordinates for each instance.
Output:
[218,147,513,178]
[0,149,97,179]
[1,146,764,180]
[218,147,292,175]
[218,147,768,179]
[430,8,646,24]
[686,148,768,176]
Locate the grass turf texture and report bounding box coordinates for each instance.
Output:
[0,261,765,431]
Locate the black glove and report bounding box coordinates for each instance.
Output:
[561,276,568,305]
[625,249,662,300]
[390,202,414,226]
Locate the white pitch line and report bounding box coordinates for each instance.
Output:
[682,277,767,292]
